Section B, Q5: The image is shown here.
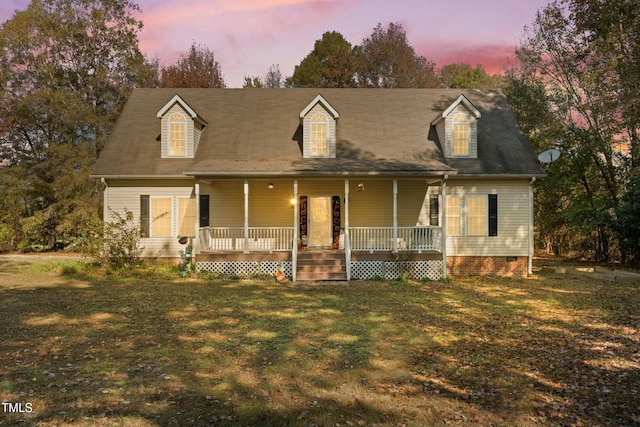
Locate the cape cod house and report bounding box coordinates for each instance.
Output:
[91,88,545,281]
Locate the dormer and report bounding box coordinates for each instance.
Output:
[432,95,481,158]
[299,94,339,158]
[156,95,207,158]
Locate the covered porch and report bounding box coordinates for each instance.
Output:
[193,177,446,281]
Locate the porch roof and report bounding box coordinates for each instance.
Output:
[92,88,545,179]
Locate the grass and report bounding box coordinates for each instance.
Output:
[0,256,639,427]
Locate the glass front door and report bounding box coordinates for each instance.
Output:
[308,196,332,247]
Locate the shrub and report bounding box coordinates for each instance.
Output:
[82,209,144,268]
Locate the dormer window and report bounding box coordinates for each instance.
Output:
[300,94,339,159]
[311,113,329,156]
[169,113,187,156]
[432,94,481,159]
[157,94,207,159]
[453,113,470,156]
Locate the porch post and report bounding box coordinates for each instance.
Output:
[344,179,350,280]
[293,180,298,282]
[393,179,398,253]
[441,175,448,279]
[195,179,200,255]
[528,177,536,275]
[244,180,249,254]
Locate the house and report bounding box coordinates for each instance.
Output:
[90,88,545,281]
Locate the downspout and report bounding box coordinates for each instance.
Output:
[101,178,109,222]
[441,174,448,279]
[528,177,536,275]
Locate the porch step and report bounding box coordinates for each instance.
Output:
[296,250,347,281]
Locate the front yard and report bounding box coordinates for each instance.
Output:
[0,257,638,426]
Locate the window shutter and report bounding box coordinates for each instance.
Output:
[199,195,210,227]
[140,195,150,237]
[429,195,439,226]
[488,194,498,236]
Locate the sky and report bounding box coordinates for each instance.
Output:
[0,0,550,88]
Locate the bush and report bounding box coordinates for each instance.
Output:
[82,209,144,268]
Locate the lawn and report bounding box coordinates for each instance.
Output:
[0,257,638,427]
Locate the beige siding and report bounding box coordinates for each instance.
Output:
[106,179,195,257]
[446,180,530,256]
[349,180,393,227]
[397,180,429,227]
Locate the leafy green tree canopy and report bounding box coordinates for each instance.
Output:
[288,31,357,88]
[0,0,153,251]
[440,63,504,88]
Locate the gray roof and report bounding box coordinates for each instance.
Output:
[91,88,545,178]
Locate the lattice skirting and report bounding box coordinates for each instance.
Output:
[351,260,443,281]
[196,261,293,277]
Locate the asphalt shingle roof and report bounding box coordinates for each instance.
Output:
[91,88,545,178]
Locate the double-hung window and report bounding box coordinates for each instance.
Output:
[140,196,198,238]
[311,113,328,156]
[453,113,469,156]
[169,113,186,156]
[467,196,487,236]
[446,196,461,236]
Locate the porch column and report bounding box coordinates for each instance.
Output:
[441,175,448,279]
[293,180,298,282]
[528,177,536,275]
[195,179,200,255]
[344,179,350,280]
[393,179,398,253]
[244,180,249,254]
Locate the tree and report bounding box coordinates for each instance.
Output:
[288,31,357,88]
[440,63,505,88]
[160,42,225,88]
[0,0,154,251]
[506,0,639,262]
[356,22,439,88]
[243,64,283,89]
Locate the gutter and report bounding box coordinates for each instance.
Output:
[528,177,536,275]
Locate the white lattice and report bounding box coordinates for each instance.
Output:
[196,261,292,278]
[350,261,384,280]
[351,260,443,281]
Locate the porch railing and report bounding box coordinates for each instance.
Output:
[349,226,442,252]
[199,227,294,252]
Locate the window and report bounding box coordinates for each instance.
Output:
[169,113,186,156]
[446,196,461,235]
[178,197,196,237]
[151,197,172,237]
[311,113,328,156]
[453,113,469,156]
[467,196,487,236]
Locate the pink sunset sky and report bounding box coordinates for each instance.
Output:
[1,0,550,88]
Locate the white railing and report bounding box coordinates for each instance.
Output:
[199,227,294,252]
[349,227,442,252]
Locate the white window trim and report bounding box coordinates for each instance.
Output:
[168,113,187,157]
[446,195,461,236]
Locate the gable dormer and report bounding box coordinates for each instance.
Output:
[433,95,481,158]
[299,94,339,158]
[156,95,206,158]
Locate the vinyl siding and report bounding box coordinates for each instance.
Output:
[106,179,195,257]
[349,180,393,227]
[445,180,530,256]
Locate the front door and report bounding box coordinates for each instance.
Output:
[308,196,333,247]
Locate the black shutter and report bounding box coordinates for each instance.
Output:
[488,194,498,236]
[140,195,149,237]
[429,195,439,226]
[199,195,210,227]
